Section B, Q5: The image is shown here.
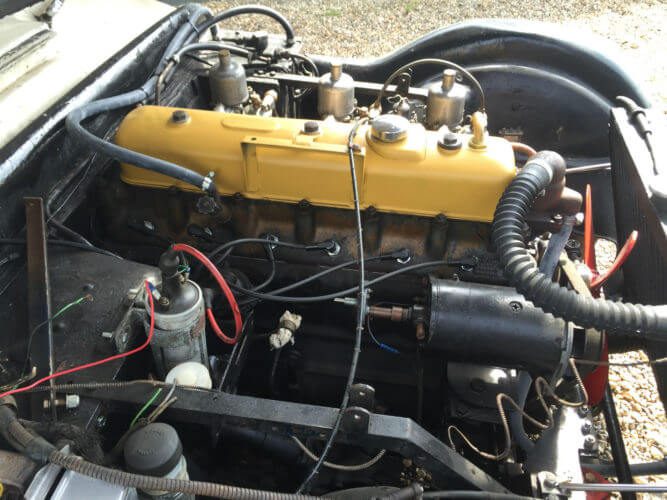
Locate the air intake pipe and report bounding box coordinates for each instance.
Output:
[491,151,667,340]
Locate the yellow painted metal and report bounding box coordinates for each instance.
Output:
[115,106,516,222]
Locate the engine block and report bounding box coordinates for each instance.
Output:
[116,106,516,222]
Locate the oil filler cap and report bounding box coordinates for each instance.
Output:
[371,114,409,143]
[124,423,183,476]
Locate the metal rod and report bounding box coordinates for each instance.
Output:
[24,197,56,420]
[566,163,611,174]
[247,73,429,101]
[601,384,635,500]
[560,482,667,493]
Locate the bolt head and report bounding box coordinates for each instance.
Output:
[298,199,311,210]
[303,121,320,134]
[438,132,462,150]
[541,471,559,490]
[583,434,597,451]
[196,195,219,215]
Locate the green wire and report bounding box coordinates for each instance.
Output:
[51,294,92,321]
[19,294,94,381]
[129,388,162,428]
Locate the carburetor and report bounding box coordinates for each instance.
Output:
[426,69,468,130]
[317,62,355,120]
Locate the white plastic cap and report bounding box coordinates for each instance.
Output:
[165,362,212,389]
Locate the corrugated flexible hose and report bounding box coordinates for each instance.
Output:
[49,451,318,499]
[0,399,316,499]
[491,151,667,339]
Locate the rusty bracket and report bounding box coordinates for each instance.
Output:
[24,197,56,419]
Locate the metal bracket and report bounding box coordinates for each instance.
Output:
[64,383,509,493]
[535,471,564,498]
[341,406,370,434]
[349,383,375,411]
[24,197,56,419]
[526,406,589,499]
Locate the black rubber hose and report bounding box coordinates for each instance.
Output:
[49,450,317,499]
[491,151,667,339]
[155,6,214,75]
[65,89,214,194]
[195,5,296,46]
[585,459,667,477]
[0,399,56,464]
[601,384,635,500]
[65,5,217,196]
[21,419,104,464]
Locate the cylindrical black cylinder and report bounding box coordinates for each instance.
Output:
[427,279,570,375]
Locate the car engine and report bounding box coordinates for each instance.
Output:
[0,4,666,499]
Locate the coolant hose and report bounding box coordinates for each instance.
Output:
[64,5,217,195]
[194,5,296,46]
[49,450,317,499]
[156,5,214,75]
[491,151,667,339]
[65,90,214,194]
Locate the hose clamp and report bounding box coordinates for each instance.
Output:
[201,176,213,193]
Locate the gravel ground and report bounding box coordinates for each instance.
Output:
[595,241,667,497]
[205,0,667,494]
[204,0,667,109]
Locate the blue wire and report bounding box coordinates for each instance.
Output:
[366,318,400,354]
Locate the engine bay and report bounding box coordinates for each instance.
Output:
[0,4,666,499]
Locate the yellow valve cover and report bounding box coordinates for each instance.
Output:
[115,106,516,222]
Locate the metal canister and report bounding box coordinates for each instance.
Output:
[425,69,468,130]
[209,49,249,108]
[317,62,355,120]
[146,251,208,378]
